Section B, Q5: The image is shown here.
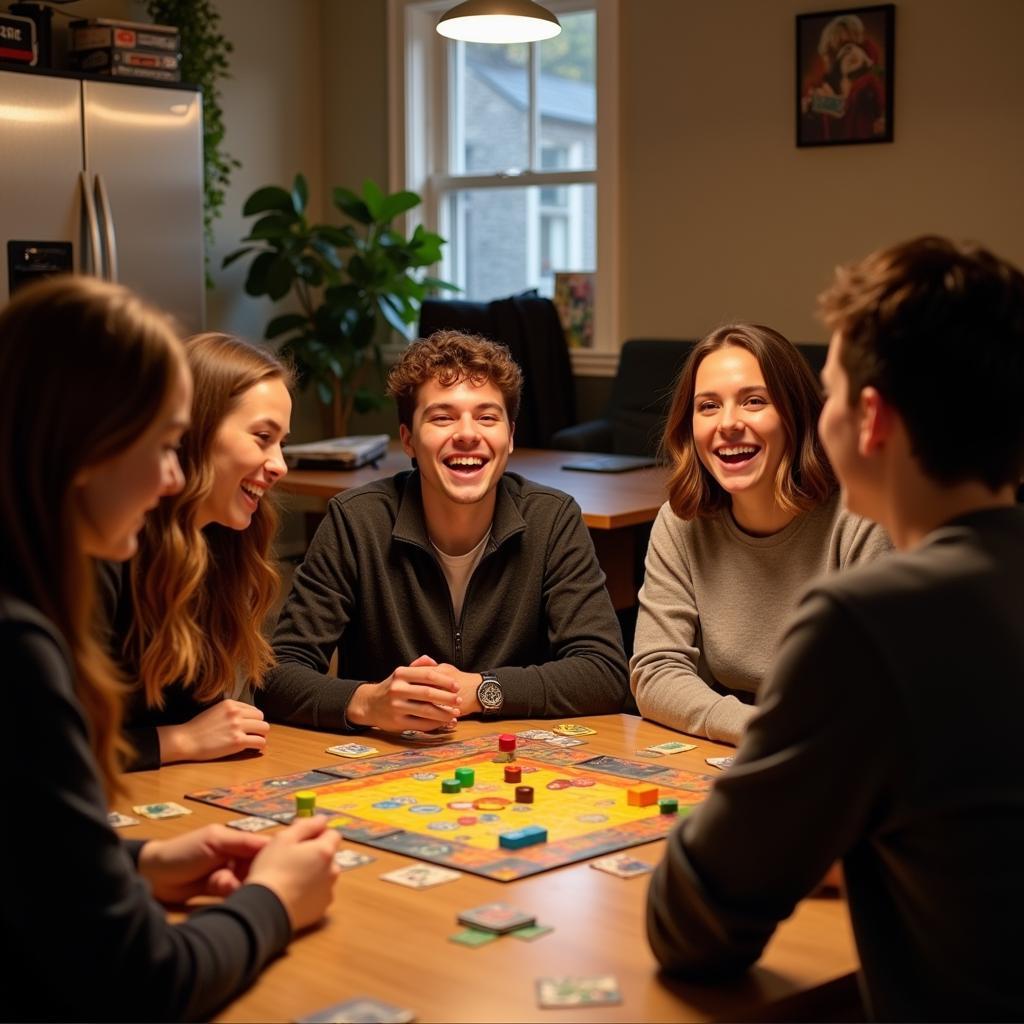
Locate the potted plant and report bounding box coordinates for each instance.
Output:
[224,175,456,436]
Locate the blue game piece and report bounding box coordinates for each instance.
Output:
[498,824,548,850]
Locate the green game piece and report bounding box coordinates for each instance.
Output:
[294,790,316,817]
[449,928,499,947]
[455,767,475,788]
[510,923,554,942]
[441,778,462,793]
[658,797,679,815]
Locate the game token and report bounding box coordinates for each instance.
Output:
[226,815,279,832]
[545,778,572,790]
[107,811,140,828]
[504,765,522,784]
[380,864,462,889]
[454,767,475,788]
[472,796,510,810]
[659,797,679,814]
[645,740,697,755]
[498,733,517,752]
[295,791,317,817]
[448,928,499,948]
[457,902,536,934]
[295,995,416,1023]
[325,743,381,759]
[514,785,534,804]
[334,848,375,870]
[553,723,597,736]
[536,975,622,1008]
[706,756,734,770]
[590,853,654,878]
[441,778,461,794]
[131,802,191,820]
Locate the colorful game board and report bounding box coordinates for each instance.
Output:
[187,734,715,881]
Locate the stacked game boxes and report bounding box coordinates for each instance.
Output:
[67,18,181,83]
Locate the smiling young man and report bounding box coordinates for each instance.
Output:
[261,330,628,733]
[646,237,1024,1020]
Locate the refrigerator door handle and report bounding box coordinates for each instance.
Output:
[93,173,119,283]
[79,171,102,277]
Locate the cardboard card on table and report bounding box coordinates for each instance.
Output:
[535,975,622,1008]
[294,995,416,1023]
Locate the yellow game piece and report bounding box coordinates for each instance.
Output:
[627,784,659,807]
[295,790,317,817]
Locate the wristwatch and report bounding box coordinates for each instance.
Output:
[477,672,504,716]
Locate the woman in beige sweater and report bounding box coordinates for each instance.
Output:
[630,323,889,744]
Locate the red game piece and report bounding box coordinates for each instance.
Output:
[504,765,522,784]
[515,785,534,804]
[498,733,516,752]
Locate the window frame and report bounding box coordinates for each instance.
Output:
[388,0,620,376]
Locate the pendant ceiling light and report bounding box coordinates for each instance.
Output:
[436,0,562,44]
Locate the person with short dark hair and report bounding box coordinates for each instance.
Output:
[631,323,888,744]
[261,330,628,733]
[647,237,1024,1020]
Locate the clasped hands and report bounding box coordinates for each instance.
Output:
[346,654,483,732]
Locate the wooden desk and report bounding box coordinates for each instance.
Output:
[278,444,670,609]
[119,715,859,1023]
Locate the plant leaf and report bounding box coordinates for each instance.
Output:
[361,179,385,221]
[244,251,277,296]
[333,187,373,225]
[221,246,254,269]
[377,294,410,335]
[292,173,308,214]
[243,185,294,216]
[245,212,295,241]
[265,254,295,300]
[265,313,308,339]
[378,189,421,222]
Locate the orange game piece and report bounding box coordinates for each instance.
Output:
[627,784,659,807]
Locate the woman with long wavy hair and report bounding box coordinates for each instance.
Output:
[0,276,338,1021]
[630,323,890,745]
[99,332,294,769]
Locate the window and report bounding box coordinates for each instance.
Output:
[389,0,619,374]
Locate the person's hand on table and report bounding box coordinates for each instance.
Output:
[346,654,462,732]
[245,816,341,931]
[157,700,270,764]
[137,823,272,903]
[421,661,484,715]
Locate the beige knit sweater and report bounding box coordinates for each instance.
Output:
[630,492,890,745]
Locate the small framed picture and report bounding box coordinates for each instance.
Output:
[553,272,595,349]
[796,5,894,147]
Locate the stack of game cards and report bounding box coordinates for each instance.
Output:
[67,18,181,82]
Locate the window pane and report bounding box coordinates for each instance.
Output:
[538,9,596,171]
[453,41,529,173]
[445,184,595,301]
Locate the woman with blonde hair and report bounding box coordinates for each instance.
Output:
[99,331,293,769]
[0,276,338,1020]
[630,323,889,745]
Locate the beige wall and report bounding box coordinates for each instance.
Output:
[620,0,1024,344]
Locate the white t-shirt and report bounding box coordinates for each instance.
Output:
[431,531,491,623]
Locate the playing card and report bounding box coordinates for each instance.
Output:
[457,902,536,934]
[516,729,557,740]
[645,740,696,755]
[107,811,139,828]
[334,848,375,871]
[535,975,622,1008]
[380,864,462,889]
[706,756,734,770]
[295,995,416,1023]
[552,723,597,736]
[590,853,655,879]
[326,743,380,759]
[633,748,665,759]
[226,815,279,832]
[510,923,553,941]
[131,801,191,820]
[448,928,499,948]
[545,736,585,747]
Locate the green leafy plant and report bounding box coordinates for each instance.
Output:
[224,176,457,436]
[145,0,239,280]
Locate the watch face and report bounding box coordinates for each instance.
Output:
[478,679,503,711]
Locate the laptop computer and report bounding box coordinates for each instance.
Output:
[283,434,390,470]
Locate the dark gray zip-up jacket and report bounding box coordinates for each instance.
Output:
[260,470,628,730]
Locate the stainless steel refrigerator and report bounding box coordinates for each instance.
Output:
[0,66,205,332]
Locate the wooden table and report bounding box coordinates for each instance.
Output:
[278,444,670,609]
[119,715,859,1023]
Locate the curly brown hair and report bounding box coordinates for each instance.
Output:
[387,330,523,428]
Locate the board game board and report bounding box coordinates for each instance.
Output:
[187,733,715,881]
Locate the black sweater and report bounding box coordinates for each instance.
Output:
[261,471,629,730]
[0,593,290,1022]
